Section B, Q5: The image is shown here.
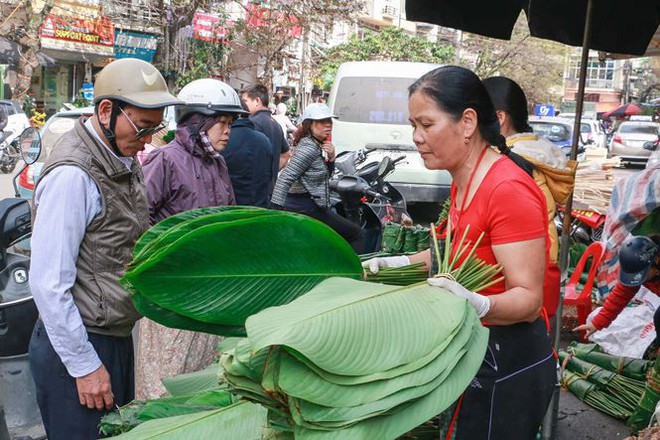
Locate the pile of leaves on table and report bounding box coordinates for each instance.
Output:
[102,207,495,439]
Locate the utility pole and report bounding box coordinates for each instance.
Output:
[623,60,632,104]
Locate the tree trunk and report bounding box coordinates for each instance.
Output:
[12,45,39,100]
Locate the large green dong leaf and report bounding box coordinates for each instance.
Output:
[246,278,468,376]
[124,212,362,327]
[108,401,267,440]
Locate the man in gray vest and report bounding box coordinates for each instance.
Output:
[28,58,181,439]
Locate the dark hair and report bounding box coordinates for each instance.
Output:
[482,76,533,133]
[240,84,269,107]
[292,120,311,146]
[409,66,535,177]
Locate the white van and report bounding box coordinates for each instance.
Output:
[327,61,451,212]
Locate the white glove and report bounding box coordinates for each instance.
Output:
[427,277,490,318]
[362,256,410,274]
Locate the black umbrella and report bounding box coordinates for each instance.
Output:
[406,0,659,56]
[405,1,660,438]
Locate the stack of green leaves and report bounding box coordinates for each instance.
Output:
[558,351,644,420]
[221,277,488,439]
[122,207,363,336]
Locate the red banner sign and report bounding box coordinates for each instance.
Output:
[192,12,232,43]
[39,14,114,47]
[245,4,302,38]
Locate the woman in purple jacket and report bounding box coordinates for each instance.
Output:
[143,78,247,223]
[137,78,247,399]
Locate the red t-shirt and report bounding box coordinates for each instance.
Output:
[448,156,549,296]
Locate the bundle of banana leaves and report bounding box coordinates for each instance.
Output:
[566,342,651,382]
[558,351,644,420]
[628,357,660,431]
[222,277,488,439]
[122,207,363,336]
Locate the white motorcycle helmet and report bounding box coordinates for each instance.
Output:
[301,103,336,121]
[175,78,248,124]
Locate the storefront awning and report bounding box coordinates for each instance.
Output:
[0,38,56,66]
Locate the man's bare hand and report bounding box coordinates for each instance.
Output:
[75,364,113,411]
[573,322,598,338]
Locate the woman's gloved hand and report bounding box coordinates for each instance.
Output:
[362,256,410,274]
[427,277,490,318]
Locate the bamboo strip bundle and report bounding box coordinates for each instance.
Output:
[573,168,616,214]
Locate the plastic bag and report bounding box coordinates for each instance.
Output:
[588,300,656,359]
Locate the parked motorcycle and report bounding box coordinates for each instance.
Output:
[0,109,21,174]
[0,126,43,436]
[330,147,410,253]
[555,206,606,246]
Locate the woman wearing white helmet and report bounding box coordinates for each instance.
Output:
[271,103,364,253]
[138,78,247,399]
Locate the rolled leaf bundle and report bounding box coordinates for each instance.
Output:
[567,342,651,381]
[221,277,489,439]
[561,370,632,420]
[559,351,644,416]
[628,357,660,431]
[122,207,363,335]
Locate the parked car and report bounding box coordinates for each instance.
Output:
[609,121,660,166]
[17,105,176,199]
[528,116,587,161]
[561,118,607,149]
[647,147,660,169]
[16,106,94,199]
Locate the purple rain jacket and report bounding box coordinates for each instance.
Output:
[142,128,235,224]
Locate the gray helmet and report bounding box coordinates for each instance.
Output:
[175,78,248,123]
[93,58,181,109]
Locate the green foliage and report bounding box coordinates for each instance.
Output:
[317,28,454,90]
[458,15,568,106]
[175,40,227,92]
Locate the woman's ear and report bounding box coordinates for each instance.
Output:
[496,110,506,127]
[462,108,478,139]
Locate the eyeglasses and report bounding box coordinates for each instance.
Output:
[119,107,166,139]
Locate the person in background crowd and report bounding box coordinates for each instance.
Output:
[241,84,291,196]
[28,58,182,439]
[273,102,297,140]
[483,76,576,319]
[222,103,274,208]
[137,78,246,399]
[271,103,364,253]
[364,66,556,439]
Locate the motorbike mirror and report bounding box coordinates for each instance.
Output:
[378,156,392,178]
[643,141,658,151]
[18,127,42,165]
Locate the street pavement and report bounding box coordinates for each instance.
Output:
[0,164,20,199]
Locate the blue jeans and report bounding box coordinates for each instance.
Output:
[28,320,134,440]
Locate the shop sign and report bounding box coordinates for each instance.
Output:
[192,12,232,43]
[114,31,158,62]
[245,4,301,38]
[39,13,114,55]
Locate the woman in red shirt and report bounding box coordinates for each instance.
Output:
[364,66,556,439]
